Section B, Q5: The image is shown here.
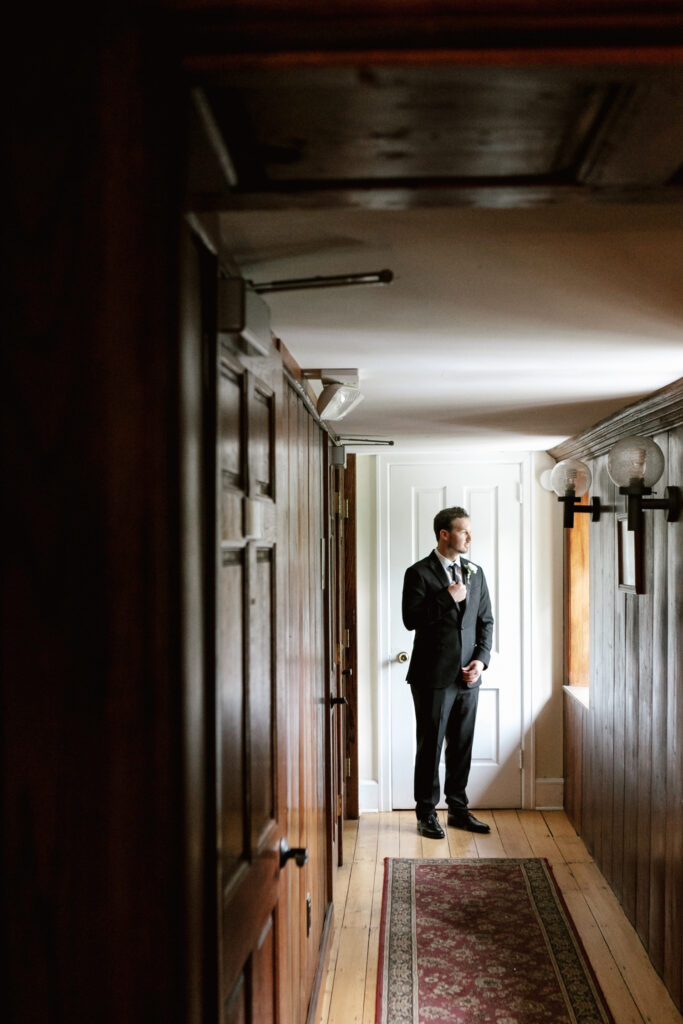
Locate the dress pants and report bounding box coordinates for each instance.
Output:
[410,681,479,820]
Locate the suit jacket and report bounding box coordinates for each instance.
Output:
[402,550,494,690]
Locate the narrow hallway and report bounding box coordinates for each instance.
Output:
[317,811,682,1024]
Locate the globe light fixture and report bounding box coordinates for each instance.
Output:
[550,458,601,529]
[607,435,681,532]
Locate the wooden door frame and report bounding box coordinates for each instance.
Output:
[343,454,359,820]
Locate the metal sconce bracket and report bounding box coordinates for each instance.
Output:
[559,493,601,529]
[620,484,681,532]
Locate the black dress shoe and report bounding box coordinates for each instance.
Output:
[417,814,445,839]
[447,810,490,834]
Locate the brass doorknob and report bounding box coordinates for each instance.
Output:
[397,651,409,663]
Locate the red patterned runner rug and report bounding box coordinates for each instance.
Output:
[376,858,614,1024]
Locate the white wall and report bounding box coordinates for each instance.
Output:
[529,451,565,808]
[355,450,564,812]
[356,455,379,785]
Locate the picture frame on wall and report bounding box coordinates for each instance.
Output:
[617,514,644,594]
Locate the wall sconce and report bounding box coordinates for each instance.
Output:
[550,458,601,528]
[606,435,681,532]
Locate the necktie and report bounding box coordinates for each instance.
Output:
[449,562,461,583]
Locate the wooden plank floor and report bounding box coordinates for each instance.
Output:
[314,810,682,1024]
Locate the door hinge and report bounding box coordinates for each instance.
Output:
[306,893,312,937]
[519,748,524,771]
[345,757,351,778]
[337,793,343,817]
[344,498,349,519]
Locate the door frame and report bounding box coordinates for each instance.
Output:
[375,450,536,811]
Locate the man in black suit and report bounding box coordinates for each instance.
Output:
[402,506,494,839]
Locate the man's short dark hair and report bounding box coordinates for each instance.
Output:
[433,506,469,540]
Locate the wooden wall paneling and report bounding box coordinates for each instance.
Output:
[224,977,247,1024]
[309,415,327,991]
[562,392,682,1012]
[315,427,329,921]
[321,440,337,888]
[598,456,616,886]
[300,402,313,1005]
[325,447,338,894]
[325,453,343,868]
[298,398,311,1013]
[281,381,302,1024]
[621,590,640,926]
[344,454,360,820]
[648,431,670,976]
[664,424,682,1007]
[217,547,246,876]
[252,916,277,1024]
[563,692,584,833]
[611,581,627,906]
[305,415,329,1012]
[274,381,290,1024]
[610,442,627,904]
[635,463,656,947]
[249,544,276,848]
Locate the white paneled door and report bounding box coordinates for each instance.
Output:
[389,461,523,809]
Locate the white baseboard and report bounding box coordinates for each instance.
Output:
[359,779,379,813]
[535,777,564,809]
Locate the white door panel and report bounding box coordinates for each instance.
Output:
[389,461,522,809]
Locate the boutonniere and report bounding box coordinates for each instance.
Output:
[462,562,477,580]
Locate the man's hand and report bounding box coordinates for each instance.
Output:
[448,580,467,603]
[462,660,484,687]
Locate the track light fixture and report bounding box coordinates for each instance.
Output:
[550,458,601,529]
[317,382,364,421]
[606,435,681,532]
[302,369,365,423]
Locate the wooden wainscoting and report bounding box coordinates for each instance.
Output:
[554,385,683,1012]
[563,687,587,835]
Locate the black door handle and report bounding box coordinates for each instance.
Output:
[330,696,348,706]
[341,668,353,676]
[280,838,308,869]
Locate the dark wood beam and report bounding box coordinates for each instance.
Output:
[177,2,683,64]
[548,378,683,462]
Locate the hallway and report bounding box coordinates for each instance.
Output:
[317,810,682,1024]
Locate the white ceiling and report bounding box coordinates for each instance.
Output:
[217,202,683,452]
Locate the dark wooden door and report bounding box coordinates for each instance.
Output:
[207,295,332,1024]
[213,338,287,1024]
[327,456,347,864]
[188,224,333,1022]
